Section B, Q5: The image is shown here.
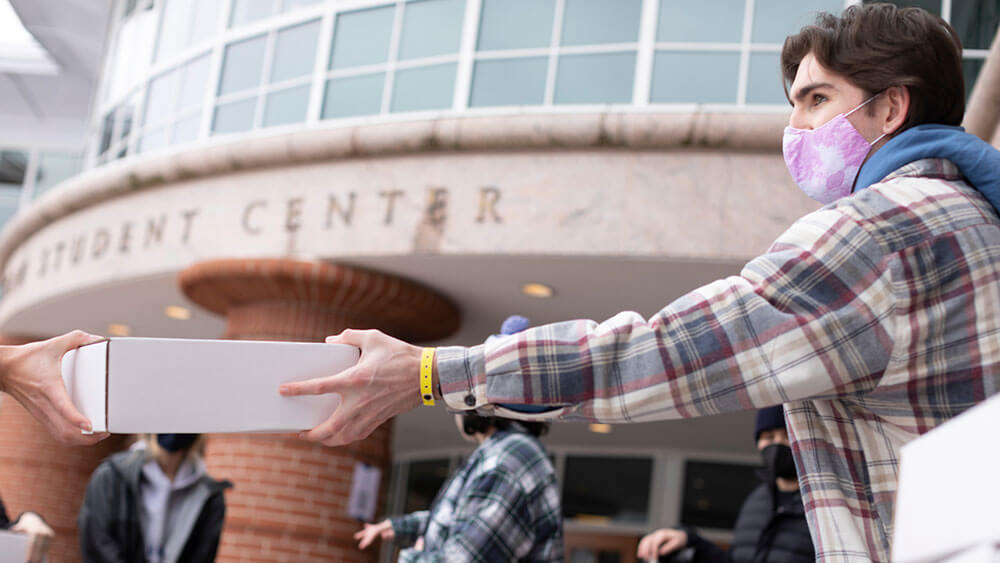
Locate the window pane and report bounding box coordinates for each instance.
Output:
[99,112,115,154]
[230,0,273,27]
[403,459,451,513]
[651,51,740,103]
[264,84,311,126]
[178,54,210,111]
[118,98,137,142]
[478,0,555,50]
[562,456,652,524]
[681,461,760,529]
[189,1,222,48]
[561,0,641,46]
[322,73,385,119]
[138,129,167,153]
[219,34,267,95]
[964,58,985,102]
[282,0,321,11]
[34,152,81,197]
[950,0,1000,50]
[171,113,202,144]
[658,0,745,43]
[469,57,547,107]
[0,151,28,186]
[144,70,177,126]
[0,199,19,228]
[330,5,396,70]
[752,0,844,43]
[391,63,456,112]
[157,0,221,62]
[398,0,466,60]
[271,20,320,83]
[862,0,941,15]
[746,52,785,104]
[213,97,257,134]
[554,52,636,104]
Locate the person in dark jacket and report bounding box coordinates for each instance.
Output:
[78,434,231,563]
[637,406,814,563]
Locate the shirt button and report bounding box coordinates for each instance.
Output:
[464,394,476,406]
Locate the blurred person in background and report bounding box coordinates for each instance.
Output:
[637,406,813,563]
[354,412,562,562]
[78,433,231,563]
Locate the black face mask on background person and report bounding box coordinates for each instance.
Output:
[761,443,797,480]
[156,433,198,453]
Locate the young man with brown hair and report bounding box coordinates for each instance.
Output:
[281,4,1000,561]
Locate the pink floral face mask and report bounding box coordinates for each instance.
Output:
[782,95,885,204]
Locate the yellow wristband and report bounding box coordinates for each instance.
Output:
[420,347,435,406]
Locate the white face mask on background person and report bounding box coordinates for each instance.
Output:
[782,94,887,204]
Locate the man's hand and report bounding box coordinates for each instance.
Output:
[280,329,422,447]
[637,528,688,560]
[354,519,395,550]
[0,330,109,445]
[11,511,54,563]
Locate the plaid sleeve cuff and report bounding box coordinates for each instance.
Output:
[436,344,487,411]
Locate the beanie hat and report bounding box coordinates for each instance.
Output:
[754,405,786,442]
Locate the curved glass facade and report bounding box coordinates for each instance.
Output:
[89,0,994,167]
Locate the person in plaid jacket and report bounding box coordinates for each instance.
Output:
[354,414,562,562]
[286,4,1000,561]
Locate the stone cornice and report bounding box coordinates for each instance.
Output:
[0,111,787,268]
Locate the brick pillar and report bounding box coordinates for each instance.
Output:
[0,336,129,563]
[179,259,459,562]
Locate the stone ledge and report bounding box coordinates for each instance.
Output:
[0,111,788,268]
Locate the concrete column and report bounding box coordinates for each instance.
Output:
[178,258,459,562]
[0,336,129,563]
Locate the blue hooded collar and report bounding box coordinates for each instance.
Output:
[855,124,1000,215]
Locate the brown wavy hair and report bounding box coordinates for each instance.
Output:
[781,3,965,132]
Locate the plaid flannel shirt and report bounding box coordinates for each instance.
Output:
[437,158,1000,562]
[389,428,563,562]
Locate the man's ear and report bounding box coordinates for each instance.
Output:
[882,85,911,135]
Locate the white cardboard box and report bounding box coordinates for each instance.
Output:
[0,529,29,562]
[61,338,358,433]
[892,392,1000,562]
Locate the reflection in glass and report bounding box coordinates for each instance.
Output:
[178,55,211,110]
[171,113,202,144]
[681,460,760,529]
[156,0,221,62]
[948,0,999,50]
[478,0,555,51]
[403,459,451,513]
[469,58,547,107]
[0,151,29,187]
[138,129,166,154]
[746,52,785,104]
[562,456,652,524]
[144,71,177,126]
[219,34,268,95]
[322,73,385,119]
[264,85,311,127]
[213,97,257,134]
[330,5,396,70]
[391,63,457,112]
[561,0,641,46]
[658,0,744,43]
[752,0,843,44]
[271,20,321,83]
[230,0,273,27]
[34,152,82,197]
[398,0,466,60]
[282,0,322,11]
[554,52,636,104]
[652,51,740,103]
